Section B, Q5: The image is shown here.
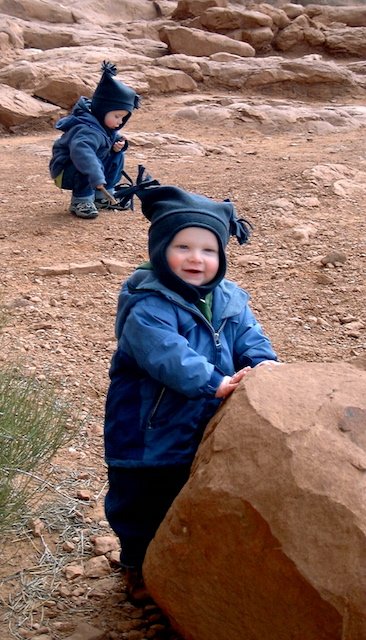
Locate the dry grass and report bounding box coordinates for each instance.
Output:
[0,469,109,639]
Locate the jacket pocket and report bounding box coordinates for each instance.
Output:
[146,386,166,429]
[145,388,206,432]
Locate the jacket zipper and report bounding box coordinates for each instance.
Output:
[146,310,228,429]
[213,318,227,350]
[174,298,228,359]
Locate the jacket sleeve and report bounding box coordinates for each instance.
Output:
[68,126,107,188]
[119,298,222,399]
[234,303,278,368]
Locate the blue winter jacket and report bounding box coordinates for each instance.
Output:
[104,268,277,468]
[49,97,123,188]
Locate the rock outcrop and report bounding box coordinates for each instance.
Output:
[144,362,366,640]
[2,0,366,130]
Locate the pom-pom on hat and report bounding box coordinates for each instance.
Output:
[91,61,140,128]
[132,167,252,302]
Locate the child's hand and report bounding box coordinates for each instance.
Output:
[215,367,251,399]
[113,138,126,153]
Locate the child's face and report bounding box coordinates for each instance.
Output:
[166,227,219,286]
[104,110,129,129]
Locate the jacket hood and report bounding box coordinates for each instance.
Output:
[115,267,249,338]
[132,173,252,304]
[55,97,102,133]
[91,61,140,130]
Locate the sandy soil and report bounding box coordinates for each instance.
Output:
[0,92,365,640]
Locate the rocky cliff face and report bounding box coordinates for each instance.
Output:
[1,0,366,131]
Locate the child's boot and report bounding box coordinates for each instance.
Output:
[69,200,98,219]
[124,568,151,605]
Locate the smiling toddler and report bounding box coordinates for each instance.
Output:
[103,173,278,602]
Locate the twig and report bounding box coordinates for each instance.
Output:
[2,468,86,503]
[98,185,118,205]
[94,479,108,502]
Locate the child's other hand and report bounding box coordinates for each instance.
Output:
[215,367,251,399]
[113,138,126,152]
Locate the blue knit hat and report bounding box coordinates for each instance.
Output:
[132,168,252,301]
[91,61,140,128]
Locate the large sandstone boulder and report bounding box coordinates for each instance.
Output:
[305,5,366,28]
[0,0,79,23]
[0,16,24,51]
[325,27,366,58]
[194,55,358,100]
[0,0,159,25]
[172,0,228,20]
[144,362,366,640]
[159,24,255,56]
[0,83,60,130]
[257,3,291,30]
[200,6,273,30]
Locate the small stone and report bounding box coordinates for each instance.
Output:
[69,261,107,275]
[76,489,91,501]
[63,564,84,580]
[343,321,364,332]
[108,549,121,566]
[71,586,86,597]
[292,224,316,243]
[101,258,135,274]
[237,255,264,267]
[321,251,347,266]
[28,518,44,538]
[36,265,70,276]
[317,318,330,327]
[294,196,320,207]
[339,315,357,324]
[78,471,90,480]
[84,556,111,578]
[92,535,119,556]
[271,197,294,210]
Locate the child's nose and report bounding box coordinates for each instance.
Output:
[189,249,203,261]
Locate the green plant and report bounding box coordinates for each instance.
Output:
[0,368,75,533]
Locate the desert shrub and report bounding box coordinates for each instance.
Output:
[0,368,74,534]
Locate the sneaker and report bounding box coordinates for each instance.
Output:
[95,196,132,211]
[69,201,98,219]
[124,568,152,605]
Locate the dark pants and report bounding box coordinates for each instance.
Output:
[60,151,125,198]
[105,465,191,569]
